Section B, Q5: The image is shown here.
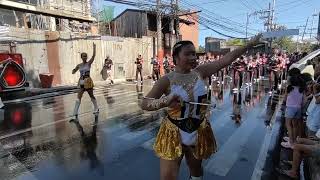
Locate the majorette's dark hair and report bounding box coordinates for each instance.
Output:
[172,41,194,65]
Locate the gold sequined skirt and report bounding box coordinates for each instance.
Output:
[153,117,217,160]
[78,77,94,90]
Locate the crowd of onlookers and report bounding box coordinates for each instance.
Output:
[276,54,320,179]
[143,49,320,179]
[196,50,320,179]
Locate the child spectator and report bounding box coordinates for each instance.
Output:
[281,75,305,149]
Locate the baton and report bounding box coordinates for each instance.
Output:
[143,97,216,107]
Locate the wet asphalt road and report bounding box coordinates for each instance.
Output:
[0,78,284,180]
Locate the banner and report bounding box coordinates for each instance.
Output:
[262,29,299,39]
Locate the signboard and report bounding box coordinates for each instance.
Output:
[262,29,299,39]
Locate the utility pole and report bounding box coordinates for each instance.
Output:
[246,10,267,39]
[296,25,305,51]
[309,10,317,39]
[302,17,309,41]
[317,12,320,42]
[267,3,271,31]
[175,0,180,41]
[246,13,249,39]
[156,0,163,74]
[265,2,273,51]
[270,0,276,30]
[170,0,175,53]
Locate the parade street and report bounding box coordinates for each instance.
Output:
[0,79,284,180]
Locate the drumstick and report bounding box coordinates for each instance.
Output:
[143,97,215,107]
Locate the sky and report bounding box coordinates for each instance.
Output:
[95,0,320,46]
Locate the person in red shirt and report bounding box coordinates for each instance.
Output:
[281,53,289,81]
[151,56,160,82]
[232,56,246,90]
[269,53,283,91]
[262,53,268,77]
[247,55,255,85]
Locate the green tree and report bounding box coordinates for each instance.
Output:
[226,39,245,46]
[272,37,296,53]
[299,42,314,53]
[198,45,205,53]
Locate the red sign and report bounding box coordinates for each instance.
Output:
[0,53,23,67]
[0,53,26,89]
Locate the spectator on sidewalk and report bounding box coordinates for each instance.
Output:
[313,56,320,80]
[298,73,313,137]
[281,75,305,149]
[278,136,320,179]
[278,78,320,178]
[307,82,320,136]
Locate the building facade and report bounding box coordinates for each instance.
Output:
[110,9,199,56]
[205,37,226,53]
[0,0,95,32]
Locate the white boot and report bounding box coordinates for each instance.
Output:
[190,176,203,180]
[73,99,81,117]
[0,97,4,109]
[92,99,99,114]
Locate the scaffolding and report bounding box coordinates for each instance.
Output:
[0,0,95,32]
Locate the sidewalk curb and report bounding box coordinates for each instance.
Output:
[3,80,125,104]
[27,79,125,96]
[251,95,286,180]
[28,86,77,96]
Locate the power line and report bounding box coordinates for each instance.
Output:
[188,14,245,38]
[277,0,306,7]
[239,0,257,11]
[103,0,152,6]
[276,0,311,15]
[189,0,259,31]
[201,0,229,5]
[181,0,260,33]
[251,0,264,9]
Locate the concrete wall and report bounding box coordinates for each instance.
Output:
[0,28,49,87]
[0,28,154,87]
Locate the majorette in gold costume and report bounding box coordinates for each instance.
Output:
[153,70,217,160]
[141,35,261,180]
